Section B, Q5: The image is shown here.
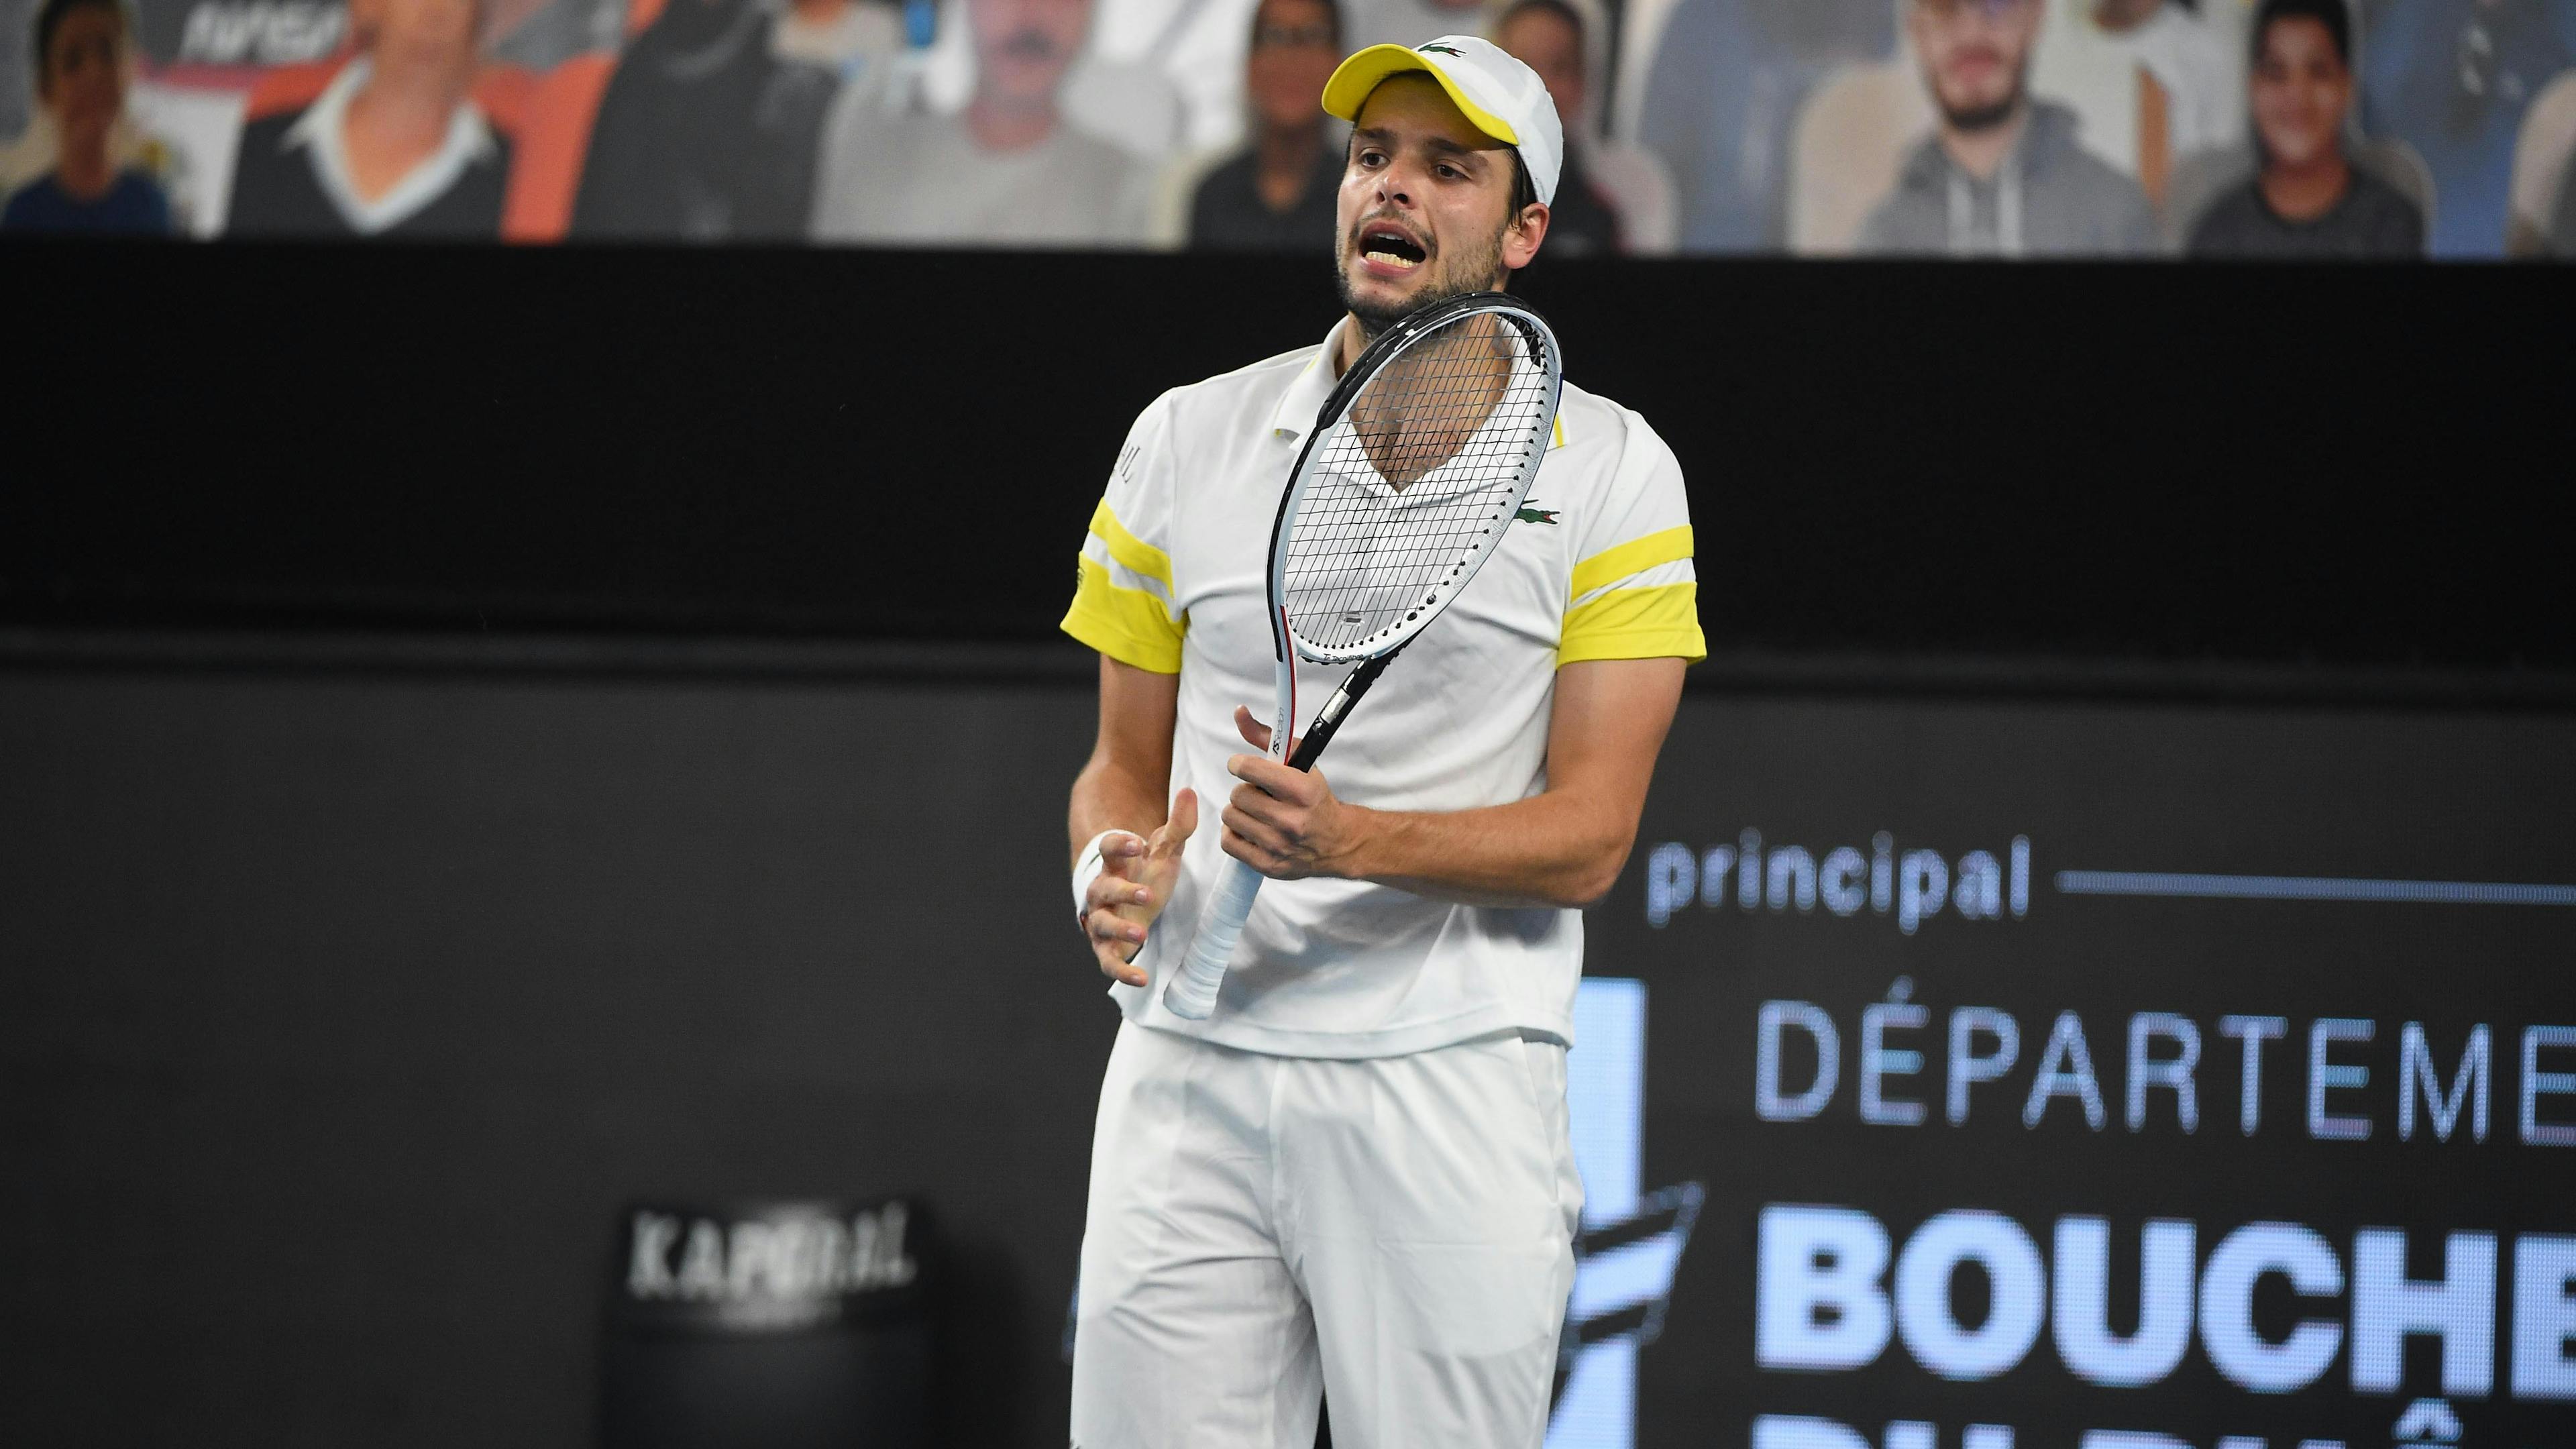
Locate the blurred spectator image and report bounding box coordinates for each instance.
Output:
[1065,0,1260,163]
[569,0,837,240]
[2361,0,2576,257]
[1342,0,1478,55]
[225,0,513,237]
[1492,0,1672,253]
[773,0,904,74]
[1859,0,2156,255]
[483,0,627,69]
[810,0,1150,244]
[1183,0,1342,251]
[2188,0,2422,257]
[1636,0,1894,252]
[2554,139,2576,253]
[2028,0,2245,207]
[2,0,173,232]
[2,0,32,144]
[2502,66,2576,253]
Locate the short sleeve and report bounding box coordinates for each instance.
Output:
[1060,392,1188,674]
[1557,411,1705,667]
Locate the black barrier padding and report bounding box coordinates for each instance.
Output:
[4,244,2570,674]
[4,639,2573,1444]
[600,1330,932,1449]
[0,672,1099,1446]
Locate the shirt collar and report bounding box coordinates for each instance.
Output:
[1267,318,1350,441]
[283,58,496,235]
[1267,314,1572,450]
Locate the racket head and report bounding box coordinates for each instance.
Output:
[1266,292,1563,668]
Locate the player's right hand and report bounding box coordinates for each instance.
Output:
[1085,788,1199,988]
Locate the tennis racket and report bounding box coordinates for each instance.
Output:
[1161,291,1564,1021]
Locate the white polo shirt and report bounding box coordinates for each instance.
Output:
[1063,319,1703,1059]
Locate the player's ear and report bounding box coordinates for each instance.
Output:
[1502,200,1550,273]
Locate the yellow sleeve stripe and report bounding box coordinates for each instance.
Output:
[1062,555,1185,674]
[1088,500,1174,592]
[1558,582,1706,666]
[1569,525,1693,600]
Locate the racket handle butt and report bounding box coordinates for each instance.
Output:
[1161,860,1264,1021]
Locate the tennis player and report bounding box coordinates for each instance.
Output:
[1061,36,1703,1448]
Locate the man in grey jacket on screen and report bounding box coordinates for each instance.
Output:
[1859,0,2156,257]
[808,0,1151,245]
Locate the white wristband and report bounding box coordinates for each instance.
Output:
[1073,830,1118,925]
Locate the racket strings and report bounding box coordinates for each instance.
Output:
[1281,314,1556,655]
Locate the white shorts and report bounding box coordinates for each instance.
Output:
[1070,1020,1582,1449]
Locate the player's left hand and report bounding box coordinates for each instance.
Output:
[1223,706,1364,881]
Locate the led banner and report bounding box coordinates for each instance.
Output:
[1557,698,2576,1449]
[8,0,2571,256]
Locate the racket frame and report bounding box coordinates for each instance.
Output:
[1260,290,1566,674]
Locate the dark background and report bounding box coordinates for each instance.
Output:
[7,244,2571,683]
[0,671,1105,1445]
[4,244,2571,1445]
[9,676,2571,1446]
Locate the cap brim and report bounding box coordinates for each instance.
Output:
[1320,44,1521,146]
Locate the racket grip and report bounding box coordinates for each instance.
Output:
[1163,859,1265,1020]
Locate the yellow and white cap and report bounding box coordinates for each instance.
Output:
[1320,34,1564,207]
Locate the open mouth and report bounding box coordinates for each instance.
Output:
[1359,225,1428,272]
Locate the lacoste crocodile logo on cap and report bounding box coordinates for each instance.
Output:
[1417,42,1462,55]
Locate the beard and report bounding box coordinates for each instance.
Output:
[1335,214,1510,340]
[1941,91,2023,131]
[1934,52,2029,133]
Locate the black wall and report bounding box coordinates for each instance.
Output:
[0,669,1102,1446]
[8,244,2571,677]
[7,666,2573,1446]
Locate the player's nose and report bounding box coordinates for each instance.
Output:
[1372,162,1422,209]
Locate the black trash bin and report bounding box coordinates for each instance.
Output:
[600,1197,933,1449]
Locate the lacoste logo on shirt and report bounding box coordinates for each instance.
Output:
[1515,505,1560,525]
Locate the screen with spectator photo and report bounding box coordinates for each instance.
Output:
[4,0,2574,254]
